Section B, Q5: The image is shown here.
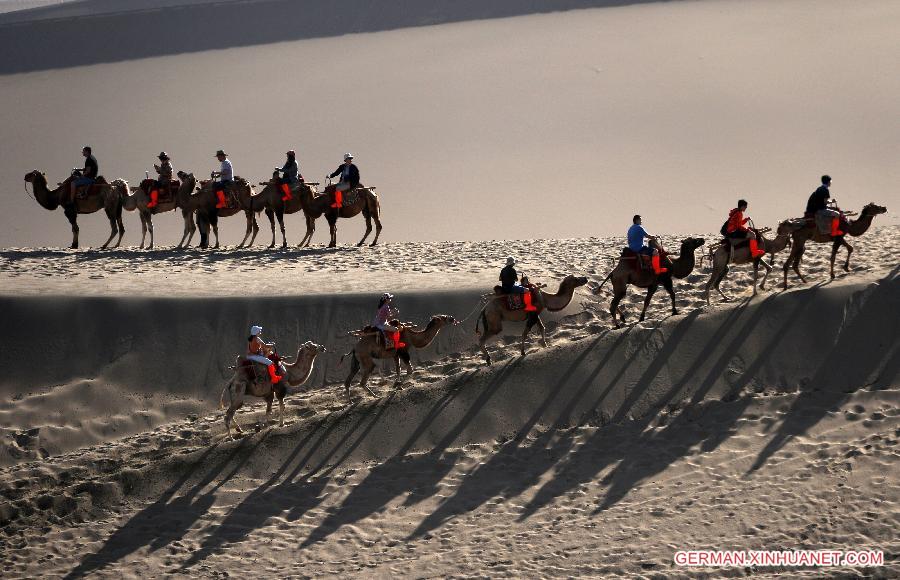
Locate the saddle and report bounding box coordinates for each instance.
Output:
[356,320,404,349]
[74,175,109,199]
[236,352,284,382]
[323,184,363,206]
[139,178,180,203]
[621,247,653,273]
[198,179,242,209]
[492,286,532,311]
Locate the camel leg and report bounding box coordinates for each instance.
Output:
[369,208,382,247]
[146,214,154,250]
[358,359,378,398]
[328,216,337,248]
[399,350,414,379]
[829,238,841,279]
[264,395,274,425]
[357,210,372,247]
[300,215,314,247]
[277,209,287,249]
[393,353,402,386]
[238,211,253,248]
[714,265,731,302]
[663,278,678,316]
[842,238,853,272]
[211,215,220,249]
[278,395,285,427]
[100,208,118,250]
[344,353,361,404]
[114,205,125,248]
[63,206,79,249]
[178,210,192,249]
[477,311,501,365]
[249,213,260,246]
[610,290,626,329]
[266,208,276,249]
[758,258,773,290]
[536,315,548,348]
[139,212,148,249]
[639,284,658,322]
[704,261,723,304]
[783,241,806,289]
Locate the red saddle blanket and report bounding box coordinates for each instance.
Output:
[621,247,652,273]
[492,286,531,311]
[139,178,180,202]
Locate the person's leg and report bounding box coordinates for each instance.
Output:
[647,247,667,274]
[215,183,227,208]
[331,182,348,208]
[148,180,160,208]
[280,177,293,201]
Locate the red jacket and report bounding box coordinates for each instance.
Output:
[727,208,749,233]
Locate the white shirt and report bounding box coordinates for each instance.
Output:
[219,159,234,182]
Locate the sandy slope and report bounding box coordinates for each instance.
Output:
[2,0,899,248]
[0,227,897,577]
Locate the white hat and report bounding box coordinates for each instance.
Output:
[344,153,354,161]
[250,325,262,336]
[382,292,393,300]
[506,257,515,265]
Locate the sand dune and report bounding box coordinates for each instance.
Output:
[0,226,897,576]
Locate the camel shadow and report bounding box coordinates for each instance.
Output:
[747,265,900,474]
[64,436,268,579]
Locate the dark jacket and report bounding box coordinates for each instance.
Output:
[329,163,360,188]
[279,159,300,183]
[499,265,518,292]
[83,155,98,179]
[806,185,830,214]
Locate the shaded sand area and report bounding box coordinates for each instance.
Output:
[0,228,898,576]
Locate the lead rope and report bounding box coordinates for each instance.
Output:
[454,295,490,325]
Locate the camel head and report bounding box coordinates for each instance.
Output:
[679,237,706,254]
[861,202,887,217]
[294,340,326,361]
[562,275,590,289]
[23,170,45,184]
[272,170,281,181]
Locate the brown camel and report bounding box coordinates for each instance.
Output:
[476,275,589,365]
[191,175,263,249]
[782,202,888,289]
[341,314,457,403]
[24,170,128,249]
[220,341,326,438]
[297,183,382,247]
[123,177,197,249]
[594,237,706,329]
[704,221,804,303]
[256,171,320,249]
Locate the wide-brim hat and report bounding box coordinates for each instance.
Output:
[344,153,354,161]
[286,150,295,156]
[382,292,393,300]
[250,325,262,336]
[215,150,227,157]
[506,257,515,265]
[158,151,170,160]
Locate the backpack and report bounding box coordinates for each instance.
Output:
[720,220,729,237]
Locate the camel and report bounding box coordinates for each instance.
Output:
[782,202,887,289]
[123,176,198,249]
[476,275,589,365]
[191,175,263,249]
[256,172,319,249]
[297,183,382,248]
[340,314,457,403]
[594,237,706,329]
[703,221,804,303]
[219,341,326,438]
[24,170,128,249]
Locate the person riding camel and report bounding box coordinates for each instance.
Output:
[146,151,173,209]
[805,174,844,237]
[246,325,283,384]
[69,146,98,205]
[499,257,537,311]
[373,292,405,349]
[725,199,765,258]
[274,149,301,202]
[627,214,667,274]
[327,153,360,209]
[211,149,233,210]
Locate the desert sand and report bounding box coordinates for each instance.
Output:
[1,224,898,577]
[1,0,899,577]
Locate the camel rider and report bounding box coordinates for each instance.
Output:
[373,293,405,349]
[246,325,284,384]
[805,174,844,236]
[146,151,173,209]
[327,153,360,209]
[499,257,537,311]
[69,146,98,205]
[627,215,667,274]
[725,199,765,258]
[211,149,233,209]
[274,150,301,202]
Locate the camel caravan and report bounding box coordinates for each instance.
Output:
[25,148,382,250]
[203,173,885,437]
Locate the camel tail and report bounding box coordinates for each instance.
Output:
[475,307,486,336]
[596,269,614,292]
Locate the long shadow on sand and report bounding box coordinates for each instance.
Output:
[1,1,679,75]
[747,266,900,474]
[64,436,268,579]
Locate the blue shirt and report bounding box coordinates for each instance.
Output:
[627,224,648,252]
